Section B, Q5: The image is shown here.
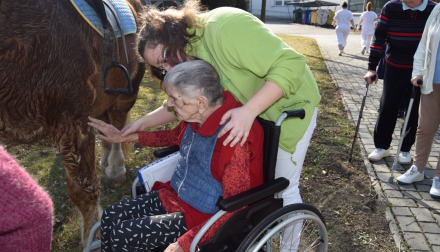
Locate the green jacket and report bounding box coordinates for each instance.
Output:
[187,7,321,153]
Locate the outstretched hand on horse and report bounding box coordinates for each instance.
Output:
[88,117,138,144]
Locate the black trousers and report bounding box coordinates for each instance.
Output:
[101,191,188,252]
[374,63,420,152]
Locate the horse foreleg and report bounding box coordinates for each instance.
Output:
[102,141,126,188]
[100,140,111,176]
[59,124,101,246]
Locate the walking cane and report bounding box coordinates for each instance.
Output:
[388,81,421,183]
[348,74,376,163]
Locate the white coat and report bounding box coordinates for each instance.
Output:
[413,4,440,95]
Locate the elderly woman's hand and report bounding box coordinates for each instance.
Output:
[364,70,378,84]
[164,241,184,252]
[88,117,127,143]
[120,119,143,137]
[411,75,423,87]
[218,106,255,147]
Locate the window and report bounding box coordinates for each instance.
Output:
[274,0,296,6]
[348,0,389,14]
[348,0,364,12]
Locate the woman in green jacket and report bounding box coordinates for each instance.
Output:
[124,1,321,251]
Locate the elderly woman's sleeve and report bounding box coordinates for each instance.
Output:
[368,4,389,71]
[138,122,183,147]
[412,5,438,76]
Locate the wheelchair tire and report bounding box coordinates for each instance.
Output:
[237,203,328,252]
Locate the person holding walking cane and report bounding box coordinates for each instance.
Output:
[363,0,436,164]
[395,3,440,199]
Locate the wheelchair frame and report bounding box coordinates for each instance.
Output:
[85,109,328,252]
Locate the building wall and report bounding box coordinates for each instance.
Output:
[250,0,341,20]
[249,0,387,25]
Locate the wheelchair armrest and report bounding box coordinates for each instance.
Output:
[153,145,179,158]
[217,177,289,212]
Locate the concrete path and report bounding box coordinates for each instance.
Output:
[265,20,440,252]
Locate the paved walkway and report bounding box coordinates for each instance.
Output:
[265,20,440,251]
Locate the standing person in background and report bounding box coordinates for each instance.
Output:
[363,0,436,164]
[332,1,354,56]
[356,2,378,55]
[121,0,321,251]
[0,146,54,252]
[396,3,440,200]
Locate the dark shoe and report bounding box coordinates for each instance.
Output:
[361,47,366,55]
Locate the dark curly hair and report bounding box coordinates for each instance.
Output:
[136,0,206,81]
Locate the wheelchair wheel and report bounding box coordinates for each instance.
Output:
[237,203,328,252]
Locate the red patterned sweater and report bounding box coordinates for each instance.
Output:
[138,91,264,252]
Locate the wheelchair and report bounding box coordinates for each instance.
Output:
[85,108,328,252]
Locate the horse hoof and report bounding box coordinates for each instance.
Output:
[105,174,126,188]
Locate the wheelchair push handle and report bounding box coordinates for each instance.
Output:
[285,108,305,119]
[276,108,305,126]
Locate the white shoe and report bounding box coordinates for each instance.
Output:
[398,151,412,165]
[368,148,391,161]
[396,165,424,185]
[430,176,440,199]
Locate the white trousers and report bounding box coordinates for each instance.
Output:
[275,107,318,206]
[277,108,318,252]
[361,34,373,52]
[335,26,350,47]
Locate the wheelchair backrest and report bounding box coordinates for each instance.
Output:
[256,117,280,183]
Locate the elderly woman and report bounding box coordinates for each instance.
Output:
[88,60,264,252]
[396,3,440,199]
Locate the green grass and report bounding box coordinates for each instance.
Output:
[7,34,359,251]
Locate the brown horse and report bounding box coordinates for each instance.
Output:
[0,0,145,245]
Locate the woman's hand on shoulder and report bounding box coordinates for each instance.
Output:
[218,106,256,148]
